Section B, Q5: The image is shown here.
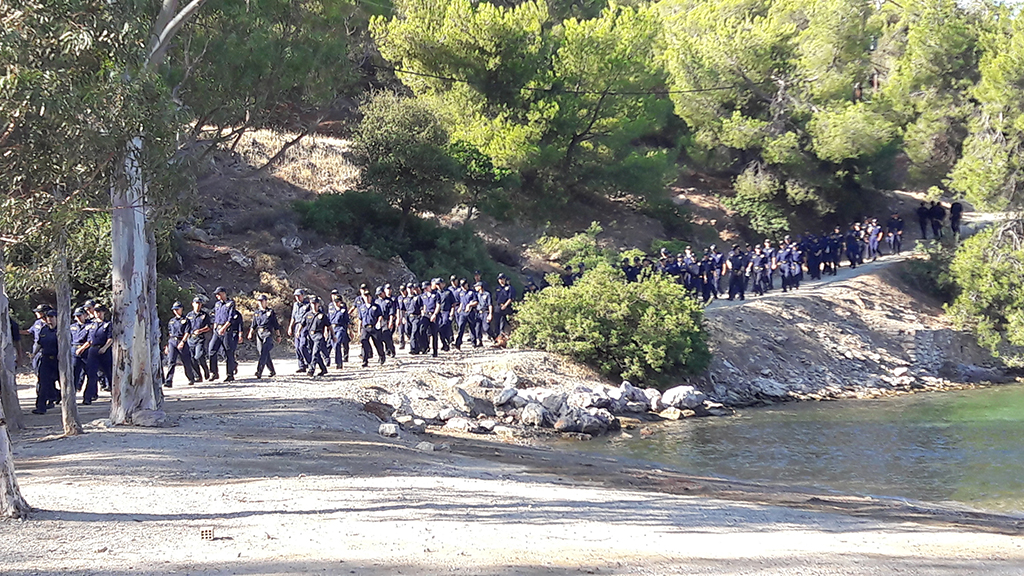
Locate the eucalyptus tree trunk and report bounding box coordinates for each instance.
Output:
[109,138,163,425]
[107,0,205,425]
[0,247,23,433]
[0,414,29,519]
[54,233,83,435]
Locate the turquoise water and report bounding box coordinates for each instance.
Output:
[572,384,1024,513]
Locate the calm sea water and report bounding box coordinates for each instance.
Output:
[569,384,1024,513]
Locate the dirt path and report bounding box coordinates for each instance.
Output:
[3,353,1024,575]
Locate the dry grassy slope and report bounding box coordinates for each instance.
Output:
[696,265,1005,407]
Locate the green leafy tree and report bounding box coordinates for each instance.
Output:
[448,140,513,221]
[511,263,710,383]
[373,0,674,209]
[354,92,459,235]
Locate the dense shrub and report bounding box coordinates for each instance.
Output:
[294,191,514,284]
[510,263,710,383]
[898,237,957,303]
[946,226,1024,364]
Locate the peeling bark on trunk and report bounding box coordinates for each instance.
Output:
[0,248,23,433]
[0,417,29,519]
[109,137,162,425]
[54,235,83,436]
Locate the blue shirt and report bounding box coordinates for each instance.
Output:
[213,299,235,326]
[328,302,349,328]
[476,290,492,313]
[36,324,58,357]
[291,299,310,329]
[70,320,90,356]
[87,320,111,348]
[438,290,456,313]
[420,291,438,315]
[458,290,478,314]
[186,310,210,336]
[167,315,189,340]
[253,308,281,333]
[375,297,397,322]
[494,284,515,306]
[357,300,382,328]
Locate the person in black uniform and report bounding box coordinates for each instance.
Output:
[356,285,386,367]
[328,290,350,369]
[185,296,212,381]
[493,274,515,337]
[31,310,60,414]
[396,285,410,351]
[164,301,196,388]
[81,304,112,401]
[726,245,747,301]
[886,212,904,254]
[436,278,456,351]
[455,280,479,349]
[288,289,311,373]
[304,296,331,377]
[916,202,930,239]
[750,245,770,296]
[929,201,946,239]
[208,287,239,382]
[403,283,421,355]
[950,201,964,237]
[418,281,439,357]
[70,308,90,395]
[248,294,281,379]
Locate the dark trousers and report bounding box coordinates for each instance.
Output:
[73,355,88,392]
[727,273,745,300]
[380,327,396,357]
[951,217,961,236]
[407,316,422,353]
[85,348,111,401]
[753,269,769,296]
[308,336,328,374]
[919,218,928,239]
[455,312,479,348]
[868,241,880,260]
[416,317,438,356]
[208,331,238,379]
[293,333,309,370]
[360,327,385,365]
[188,336,210,379]
[166,338,196,385]
[931,219,942,238]
[256,335,275,377]
[494,309,513,336]
[34,354,60,411]
[437,317,453,350]
[331,330,349,366]
[475,314,491,344]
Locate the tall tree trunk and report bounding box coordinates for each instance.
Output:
[109,138,162,425]
[54,233,83,436]
[0,415,29,519]
[0,247,23,433]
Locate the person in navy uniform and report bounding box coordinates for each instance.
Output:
[749,245,770,296]
[328,290,350,369]
[419,281,440,357]
[185,297,212,381]
[30,309,60,414]
[493,274,515,337]
[845,225,863,269]
[303,296,331,377]
[79,304,112,404]
[725,245,747,301]
[455,279,479,350]
[435,278,456,351]
[867,219,884,261]
[474,281,493,346]
[70,308,90,395]
[402,283,420,355]
[916,202,930,239]
[761,240,777,290]
[208,286,239,382]
[396,285,410,351]
[248,294,281,378]
[356,285,386,367]
[164,301,197,388]
[288,288,311,373]
[376,284,398,358]
[886,212,905,254]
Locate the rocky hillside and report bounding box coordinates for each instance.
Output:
[694,261,1010,408]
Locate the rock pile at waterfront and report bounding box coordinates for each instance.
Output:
[365,371,735,441]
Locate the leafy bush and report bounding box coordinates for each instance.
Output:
[511,263,711,383]
[294,191,514,284]
[899,237,957,303]
[946,225,1024,364]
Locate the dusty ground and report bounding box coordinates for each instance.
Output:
[4,343,1024,575]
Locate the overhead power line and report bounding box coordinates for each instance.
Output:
[375,65,756,96]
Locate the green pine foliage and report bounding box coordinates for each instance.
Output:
[511,263,711,383]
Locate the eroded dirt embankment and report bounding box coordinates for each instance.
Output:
[695,258,1009,408]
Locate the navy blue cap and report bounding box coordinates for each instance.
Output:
[214,286,227,294]
[474,281,484,288]
[73,307,87,316]
[330,289,339,295]
[497,273,506,280]
[256,294,268,301]
[192,296,203,303]
[32,304,49,313]
[293,288,305,296]
[83,300,96,308]
[45,309,57,318]
[420,281,430,289]
[171,301,183,309]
